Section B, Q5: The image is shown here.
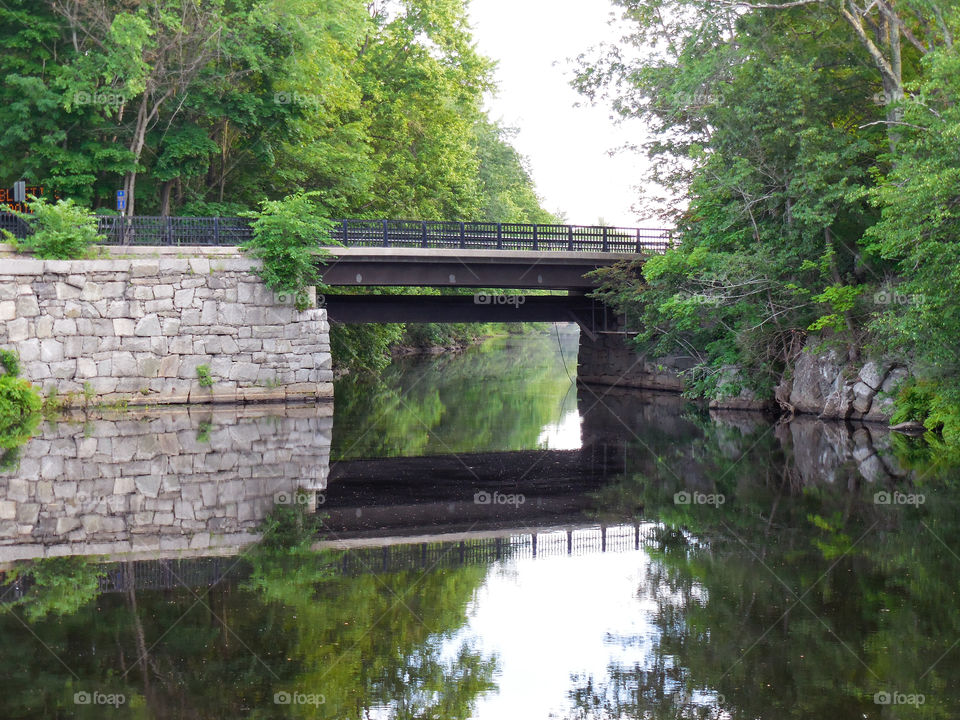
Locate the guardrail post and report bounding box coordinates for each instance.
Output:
[459,221,465,249]
[382,219,389,247]
[342,219,349,245]
[166,216,173,246]
[533,225,539,251]
[602,226,609,252]
[421,221,428,248]
[567,225,574,251]
[635,228,642,253]
[497,223,503,250]
[214,216,220,246]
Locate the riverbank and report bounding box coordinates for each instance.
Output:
[578,330,920,427]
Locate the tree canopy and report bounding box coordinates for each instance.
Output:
[0,0,556,224]
[576,0,960,442]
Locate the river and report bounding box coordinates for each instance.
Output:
[0,327,956,718]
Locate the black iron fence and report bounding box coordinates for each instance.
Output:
[334,219,674,253]
[0,213,674,254]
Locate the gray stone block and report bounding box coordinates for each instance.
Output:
[134,314,161,336]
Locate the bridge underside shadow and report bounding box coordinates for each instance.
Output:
[317,248,636,291]
[324,293,623,339]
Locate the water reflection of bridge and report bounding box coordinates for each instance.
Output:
[325,522,658,575]
[0,523,658,599]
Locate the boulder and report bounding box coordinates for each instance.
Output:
[790,345,844,414]
[852,381,876,414]
[858,360,888,390]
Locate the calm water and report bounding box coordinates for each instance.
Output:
[0,328,957,718]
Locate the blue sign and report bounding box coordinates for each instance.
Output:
[116,189,126,211]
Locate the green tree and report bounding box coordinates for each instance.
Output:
[574,0,960,436]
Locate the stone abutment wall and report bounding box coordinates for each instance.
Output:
[0,404,332,563]
[0,247,332,404]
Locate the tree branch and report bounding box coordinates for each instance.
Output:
[719,0,824,7]
[858,119,928,130]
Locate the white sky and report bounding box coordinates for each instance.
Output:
[469,0,655,227]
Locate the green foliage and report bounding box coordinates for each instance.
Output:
[6,196,102,259]
[332,331,576,459]
[0,0,552,225]
[195,364,213,388]
[4,557,104,622]
[195,419,212,442]
[0,350,20,378]
[575,0,960,445]
[332,322,406,374]
[253,492,322,554]
[242,191,336,312]
[861,46,960,424]
[891,380,960,446]
[474,119,559,222]
[0,369,41,471]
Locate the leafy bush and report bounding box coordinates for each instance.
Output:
[242,191,339,311]
[0,349,20,377]
[196,364,214,388]
[892,380,960,446]
[2,196,103,259]
[0,373,42,470]
[3,557,105,621]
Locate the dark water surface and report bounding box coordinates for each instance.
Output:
[0,328,957,719]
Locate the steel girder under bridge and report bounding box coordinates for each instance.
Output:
[322,293,625,337]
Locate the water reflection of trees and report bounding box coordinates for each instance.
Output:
[0,519,497,718]
[571,420,960,719]
[332,333,579,459]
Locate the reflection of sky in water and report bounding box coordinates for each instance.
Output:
[444,548,656,719]
[537,408,582,450]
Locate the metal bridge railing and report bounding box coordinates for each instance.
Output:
[0,213,674,254]
[333,219,673,254]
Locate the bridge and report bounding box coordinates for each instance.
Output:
[2,214,668,291]
[0,523,660,601]
[1,213,663,386]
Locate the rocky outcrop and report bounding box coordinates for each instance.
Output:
[788,341,908,423]
[708,365,776,412]
[776,417,910,486]
[577,331,910,424]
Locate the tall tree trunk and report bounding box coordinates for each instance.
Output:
[159,179,174,216]
[124,88,173,217]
